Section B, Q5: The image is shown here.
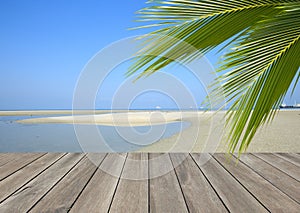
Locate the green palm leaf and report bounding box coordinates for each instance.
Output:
[219,3,300,154]
[129,0,300,154]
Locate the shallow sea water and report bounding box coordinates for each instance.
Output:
[0,115,190,152]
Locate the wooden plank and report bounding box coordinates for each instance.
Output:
[0,153,44,180]
[170,153,227,213]
[0,153,84,212]
[0,153,64,203]
[30,153,106,213]
[214,154,300,212]
[275,153,300,167]
[149,153,188,213]
[0,153,17,167]
[0,153,42,167]
[110,153,148,213]
[191,153,267,212]
[69,153,127,213]
[0,153,9,160]
[239,154,300,203]
[254,153,300,180]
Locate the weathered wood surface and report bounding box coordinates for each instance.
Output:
[170,153,227,213]
[238,153,300,204]
[192,153,268,212]
[149,153,188,213]
[70,153,126,212]
[0,153,45,180]
[0,153,65,203]
[0,153,83,212]
[253,153,300,180]
[0,153,299,212]
[30,153,106,213]
[109,153,148,213]
[213,154,300,212]
[275,153,300,167]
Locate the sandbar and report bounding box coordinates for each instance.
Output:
[11,110,300,153]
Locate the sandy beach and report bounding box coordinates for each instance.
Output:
[141,110,300,153]
[13,110,300,153]
[16,111,184,126]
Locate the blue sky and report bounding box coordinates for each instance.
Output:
[0,0,299,110]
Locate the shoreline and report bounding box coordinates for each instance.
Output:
[1,110,300,153]
[16,111,188,127]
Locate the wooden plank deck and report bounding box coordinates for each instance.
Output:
[0,153,299,212]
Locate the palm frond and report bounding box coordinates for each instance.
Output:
[128,0,297,76]
[129,0,300,154]
[215,3,300,154]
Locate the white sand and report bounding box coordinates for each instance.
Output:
[138,110,300,153]
[17,111,185,126]
[13,110,300,152]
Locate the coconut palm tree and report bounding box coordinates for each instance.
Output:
[128,0,300,154]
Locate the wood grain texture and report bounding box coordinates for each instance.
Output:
[110,153,148,213]
[214,153,300,212]
[192,153,268,213]
[69,153,127,213]
[0,153,19,167]
[149,153,188,213]
[30,153,106,213]
[239,154,300,203]
[0,153,44,180]
[253,153,300,180]
[0,153,299,212]
[275,153,300,167]
[170,153,228,213]
[0,153,84,212]
[0,153,64,203]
